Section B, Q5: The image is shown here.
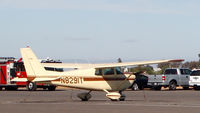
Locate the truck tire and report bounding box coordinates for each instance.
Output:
[5,86,18,91]
[48,86,56,91]
[169,81,176,90]
[183,86,189,90]
[154,86,162,90]
[0,87,2,91]
[132,83,139,91]
[27,82,37,91]
[194,86,200,90]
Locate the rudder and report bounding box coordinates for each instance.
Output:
[20,47,47,78]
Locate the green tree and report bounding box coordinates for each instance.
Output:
[130,65,155,74]
[157,62,182,74]
[182,61,200,70]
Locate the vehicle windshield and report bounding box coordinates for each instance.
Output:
[14,62,25,72]
[191,70,200,76]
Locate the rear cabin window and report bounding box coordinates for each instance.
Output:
[115,67,123,74]
[191,70,200,76]
[164,69,177,75]
[104,68,115,75]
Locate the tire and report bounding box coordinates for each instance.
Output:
[194,86,200,90]
[0,87,2,91]
[119,93,126,101]
[43,87,47,90]
[139,85,144,90]
[132,82,139,91]
[119,98,125,101]
[169,81,177,90]
[27,82,37,91]
[48,86,56,91]
[5,86,18,91]
[183,86,189,90]
[154,86,161,90]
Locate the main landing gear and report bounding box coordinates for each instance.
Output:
[77,90,126,101]
[77,91,92,101]
[104,89,126,101]
[106,92,126,101]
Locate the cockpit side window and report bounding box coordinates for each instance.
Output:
[104,68,115,75]
[95,68,103,75]
[115,67,123,74]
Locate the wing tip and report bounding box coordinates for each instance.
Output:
[168,59,184,62]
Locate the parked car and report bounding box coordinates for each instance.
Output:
[189,69,200,90]
[147,68,191,90]
[130,71,149,90]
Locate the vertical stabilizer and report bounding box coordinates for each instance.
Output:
[20,48,47,77]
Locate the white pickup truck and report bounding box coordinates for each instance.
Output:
[189,69,200,90]
[147,68,191,90]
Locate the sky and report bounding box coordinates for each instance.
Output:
[0,0,200,63]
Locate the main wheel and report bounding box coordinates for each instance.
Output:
[27,82,37,91]
[169,81,177,90]
[119,94,126,101]
[77,92,92,101]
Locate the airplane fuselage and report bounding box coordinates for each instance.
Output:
[38,68,135,91]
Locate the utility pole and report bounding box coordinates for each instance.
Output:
[199,54,200,62]
[117,58,122,63]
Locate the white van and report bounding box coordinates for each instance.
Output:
[189,70,200,90]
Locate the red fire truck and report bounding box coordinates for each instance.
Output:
[0,57,63,91]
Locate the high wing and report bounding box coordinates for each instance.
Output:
[42,59,184,69]
[42,63,90,69]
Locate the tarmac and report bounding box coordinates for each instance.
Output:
[0,88,200,113]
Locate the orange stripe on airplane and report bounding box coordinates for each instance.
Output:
[83,78,134,81]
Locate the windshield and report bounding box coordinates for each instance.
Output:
[191,70,200,76]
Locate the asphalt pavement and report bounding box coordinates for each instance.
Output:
[0,88,200,113]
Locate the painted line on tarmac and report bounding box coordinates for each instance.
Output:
[89,102,200,108]
[2,99,200,108]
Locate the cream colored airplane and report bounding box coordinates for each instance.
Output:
[13,47,184,101]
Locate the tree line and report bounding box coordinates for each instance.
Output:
[117,58,200,74]
[129,61,200,74]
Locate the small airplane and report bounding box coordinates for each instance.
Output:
[12,47,184,101]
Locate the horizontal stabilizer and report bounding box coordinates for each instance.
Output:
[32,77,60,82]
[11,77,60,82]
